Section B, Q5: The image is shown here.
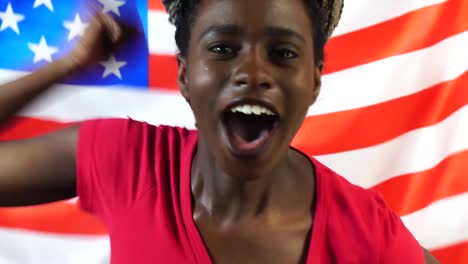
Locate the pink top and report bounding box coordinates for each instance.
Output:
[77,118,424,264]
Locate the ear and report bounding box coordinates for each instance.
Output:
[177,55,190,104]
[310,64,322,106]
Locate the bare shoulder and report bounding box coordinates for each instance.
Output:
[0,124,80,206]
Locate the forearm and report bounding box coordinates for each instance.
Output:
[0,58,79,126]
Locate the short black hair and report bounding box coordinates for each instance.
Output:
[163,0,343,66]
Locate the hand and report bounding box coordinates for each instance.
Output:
[66,13,124,70]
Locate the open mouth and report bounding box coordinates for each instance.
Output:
[222,103,279,156]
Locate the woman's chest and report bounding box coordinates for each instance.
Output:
[194,215,313,264]
[107,192,201,263]
[108,198,314,264]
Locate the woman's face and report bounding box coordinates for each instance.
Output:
[179,0,321,177]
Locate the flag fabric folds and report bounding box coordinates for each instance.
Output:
[0,0,466,263]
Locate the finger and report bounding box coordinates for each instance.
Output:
[83,15,103,38]
[96,13,123,44]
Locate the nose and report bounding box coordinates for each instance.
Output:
[233,48,273,90]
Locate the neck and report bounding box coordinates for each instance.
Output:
[191,138,313,227]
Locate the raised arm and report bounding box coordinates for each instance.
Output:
[0,14,123,206]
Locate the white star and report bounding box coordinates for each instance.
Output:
[0,3,25,34]
[98,0,125,16]
[100,55,127,79]
[33,0,54,12]
[64,14,88,41]
[28,36,59,63]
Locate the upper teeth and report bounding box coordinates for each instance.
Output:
[230,104,276,116]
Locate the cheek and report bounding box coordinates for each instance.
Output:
[186,61,226,122]
[188,63,211,100]
[188,61,214,92]
[298,70,318,107]
[281,74,316,113]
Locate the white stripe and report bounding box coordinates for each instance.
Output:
[0,69,196,128]
[23,84,195,128]
[332,0,447,36]
[2,31,467,124]
[148,11,177,55]
[315,104,468,188]
[0,193,465,264]
[146,1,447,54]
[0,228,109,264]
[310,30,468,116]
[402,192,468,250]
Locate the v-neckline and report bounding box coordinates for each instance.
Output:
[180,134,329,263]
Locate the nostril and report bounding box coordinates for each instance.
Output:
[235,79,271,89]
[235,79,248,87]
[233,72,272,89]
[259,81,271,89]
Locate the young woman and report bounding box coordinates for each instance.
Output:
[0,0,440,263]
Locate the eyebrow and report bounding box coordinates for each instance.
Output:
[199,24,242,41]
[199,24,306,44]
[265,26,306,44]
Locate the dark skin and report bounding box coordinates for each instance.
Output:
[0,1,439,263]
[179,0,319,262]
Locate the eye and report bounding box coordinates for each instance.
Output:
[272,48,298,60]
[208,44,237,55]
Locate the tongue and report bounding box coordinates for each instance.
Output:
[228,114,271,142]
[225,112,276,153]
[227,112,274,142]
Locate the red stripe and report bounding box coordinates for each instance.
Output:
[431,241,468,264]
[372,150,468,216]
[4,71,468,155]
[149,54,179,91]
[146,0,468,81]
[3,71,468,155]
[0,117,70,140]
[147,0,468,90]
[0,201,107,235]
[292,71,468,156]
[148,0,166,11]
[323,0,468,74]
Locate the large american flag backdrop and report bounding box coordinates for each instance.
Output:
[0,0,466,263]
